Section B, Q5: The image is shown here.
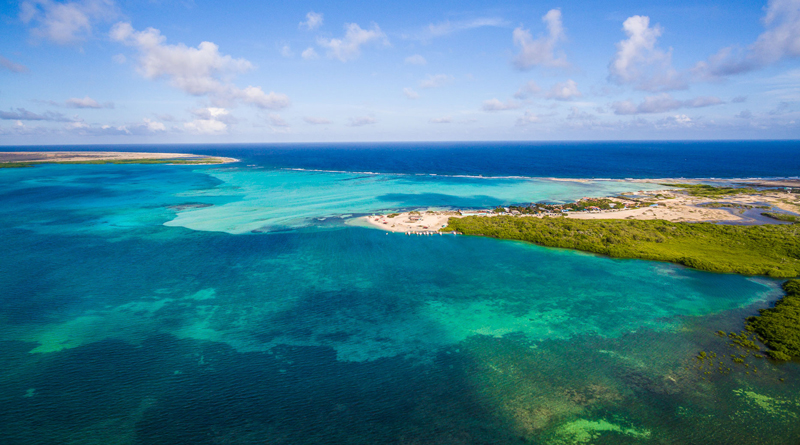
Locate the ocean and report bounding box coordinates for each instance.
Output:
[1,141,799,444]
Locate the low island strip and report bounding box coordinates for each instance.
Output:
[0,151,238,167]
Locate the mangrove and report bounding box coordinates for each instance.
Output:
[442,216,800,277]
[746,280,800,361]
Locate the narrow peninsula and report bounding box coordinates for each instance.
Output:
[364,181,800,277]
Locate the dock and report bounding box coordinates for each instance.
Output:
[403,231,461,236]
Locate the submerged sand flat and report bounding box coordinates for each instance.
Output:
[0,151,238,164]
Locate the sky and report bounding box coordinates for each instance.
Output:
[0,0,799,144]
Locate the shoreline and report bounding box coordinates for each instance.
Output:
[360,183,800,232]
[0,151,239,166]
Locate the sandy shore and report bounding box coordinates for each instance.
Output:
[364,211,461,233]
[360,185,800,231]
[0,151,238,164]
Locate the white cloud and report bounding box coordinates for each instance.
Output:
[301,47,319,60]
[482,98,521,111]
[317,23,388,62]
[512,9,568,70]
[545,79,581,100]
[61,117,168,136]
[422,17,506,40]
[234,86,290,109]
[404,54,427,65]
[110,22,251,95]
[516,110,540,125]
[268,113,289,127]
[20,0,117,45]
[608,15,686,91]
[184,108,231,134]
[112,53,126,64]
[300,11,323,31]
[280,45,293,58]
[403,87,419,99]
[190,107,237,124]
[611,93,724,115]
[304,116,331,125]
[66,121,127,135]
[430,116,451,123]
[0,55,29,73]
[184,119,227,135]
[140,118,165,132]
[419,74,453,89]
[693,0,800,78]
[660,114,693,127]
[514,80,541,99]
[66,95,107,108]
[110,22,289,110]
[349,116,376,126]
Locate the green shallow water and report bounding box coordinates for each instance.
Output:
[0,163,798,444]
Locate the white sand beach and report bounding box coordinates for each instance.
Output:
[360,185,800,231]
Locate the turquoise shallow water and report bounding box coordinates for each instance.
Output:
[1,160,799,444]
[165,167,666,234]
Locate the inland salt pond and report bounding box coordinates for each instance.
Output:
[0,142,799,445]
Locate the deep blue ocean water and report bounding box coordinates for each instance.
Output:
[1,142,799,444]
[5,140,800,178]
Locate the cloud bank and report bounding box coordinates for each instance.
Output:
[110,22,289,110]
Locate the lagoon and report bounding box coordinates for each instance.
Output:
[1,142,798,444]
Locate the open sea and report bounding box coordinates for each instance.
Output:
[1,141,799,444]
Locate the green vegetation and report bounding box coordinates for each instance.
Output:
[761,212,800,223]
[442,216,800,277]
[746,280,800,361]
[727,331,761,351]
[0,162,33,168]
[666,183,758,197]
[386,213,400,218]
[504,198,627,215]
[698,202,769,209]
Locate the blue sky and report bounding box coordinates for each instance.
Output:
[0,0,799,144]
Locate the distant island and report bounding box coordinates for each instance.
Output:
[0,151,238,167]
